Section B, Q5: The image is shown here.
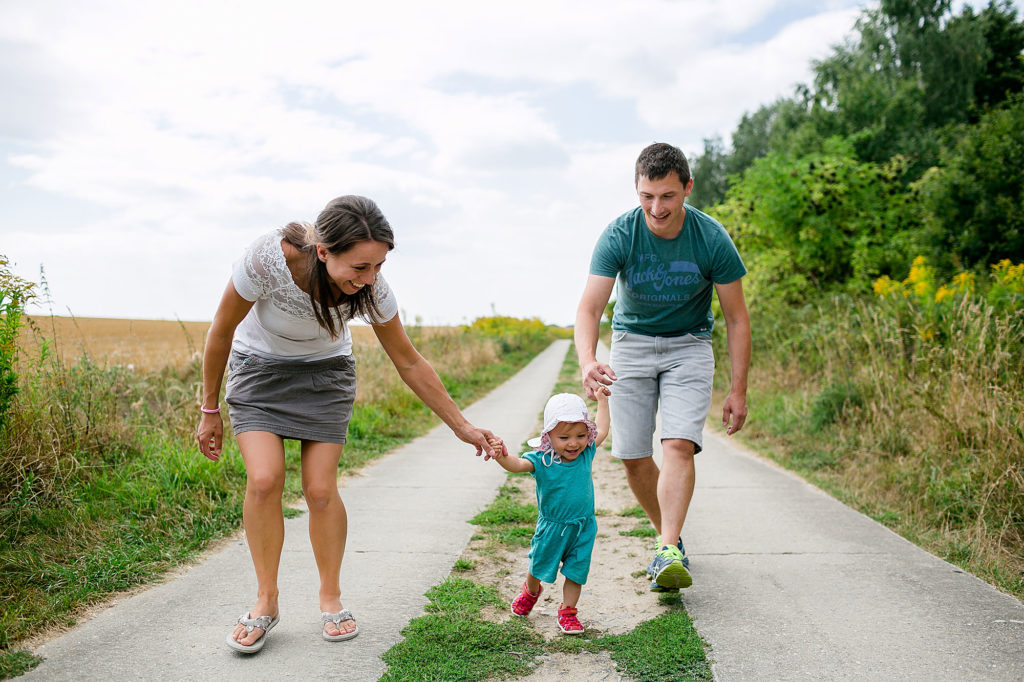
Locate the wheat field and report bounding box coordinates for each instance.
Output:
[19,316,385,371]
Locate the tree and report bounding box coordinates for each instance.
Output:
[964,0,1024,114]
[727,98,812,174]
[688,136,728,209]
[804,0,992,173]
[915,94,1024,271]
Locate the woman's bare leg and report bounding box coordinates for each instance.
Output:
[300,440,355,638]
[231,431,286,646]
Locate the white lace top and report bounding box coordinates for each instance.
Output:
[231,229,398,360]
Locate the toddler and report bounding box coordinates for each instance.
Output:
[490,390,608,634]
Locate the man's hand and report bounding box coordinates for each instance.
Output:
[581,361,617,400]
[721,392,748,435]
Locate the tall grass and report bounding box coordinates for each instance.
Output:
[0,311,560,672]
[720,258,1024,597]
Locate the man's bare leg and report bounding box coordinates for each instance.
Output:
[657,438,696,550]
[621,456,662,534]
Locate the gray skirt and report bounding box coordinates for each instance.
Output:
[225,350,357,444]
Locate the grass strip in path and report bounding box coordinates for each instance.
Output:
[379,342,712,681]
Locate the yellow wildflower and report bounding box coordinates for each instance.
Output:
[934,285,954,303]
[951,271,975,292]
[873,275,895,296]
[991,259,1024,292]
[906,256,929,284]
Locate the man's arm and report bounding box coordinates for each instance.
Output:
[714,278,751,435]
[574,274,617,399]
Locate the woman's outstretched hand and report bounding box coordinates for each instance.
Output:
[196,413,223,462]
[455,424,508,461]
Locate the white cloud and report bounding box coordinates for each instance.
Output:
[2,0,880,327]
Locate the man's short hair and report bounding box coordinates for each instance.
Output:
[635,142,691,186]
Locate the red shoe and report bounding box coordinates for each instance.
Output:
[511,583,542,616]
[557,604,584,635]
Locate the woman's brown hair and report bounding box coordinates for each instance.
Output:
[282,195,395,339]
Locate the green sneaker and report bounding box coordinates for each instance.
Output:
[647,545,692,589]
[649,579,678,593]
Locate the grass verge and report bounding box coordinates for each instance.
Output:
[0,316,565,676]
[711,286,1024,599]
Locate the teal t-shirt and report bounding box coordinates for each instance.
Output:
[589,205,746,338]
[523,443,596,523]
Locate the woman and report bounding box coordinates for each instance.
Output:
[196,195,504,654]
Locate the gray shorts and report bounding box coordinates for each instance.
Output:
[225,350,357,444]
[608,330,714,458]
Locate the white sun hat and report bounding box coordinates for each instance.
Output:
[527,393,597,452]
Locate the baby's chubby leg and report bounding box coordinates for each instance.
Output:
[561,578,582,608]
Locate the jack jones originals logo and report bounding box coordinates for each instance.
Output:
[625,257,703,302]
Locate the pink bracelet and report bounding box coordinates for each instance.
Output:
[200,406,220,414]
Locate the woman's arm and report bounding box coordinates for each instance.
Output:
[372,314,503,459]
[594,390,610,447]
[196,281,254,461]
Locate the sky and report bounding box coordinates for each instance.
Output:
[3,0,886,326]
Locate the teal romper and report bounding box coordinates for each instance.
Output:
[524,443,598,585]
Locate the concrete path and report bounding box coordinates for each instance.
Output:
[24,339,571,681]
[684,428,1024,681]
[22,336,1024,681]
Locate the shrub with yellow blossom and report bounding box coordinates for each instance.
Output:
[987,259,1024,311]
[874,257,1023,312]
[872,256,1024,344]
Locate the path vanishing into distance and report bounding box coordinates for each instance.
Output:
[22,340,1024,680]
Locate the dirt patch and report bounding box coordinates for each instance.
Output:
[458,443,682,681]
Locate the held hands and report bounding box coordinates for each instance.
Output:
[486,438,507,459]
[455,424,508,461]
[721,392,748,436]
[581,361,616,400]
[196,412,223,462]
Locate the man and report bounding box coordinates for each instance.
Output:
[575,142,751,590]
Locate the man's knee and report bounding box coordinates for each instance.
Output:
[662,439,696,462]
[621,456,658,475]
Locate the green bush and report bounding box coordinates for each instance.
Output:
[711,138,920,307]
[0,257,35,440]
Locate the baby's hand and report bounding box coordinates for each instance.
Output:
[595,385,610,400]
[487,438,506,457]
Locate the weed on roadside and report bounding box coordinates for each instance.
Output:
[0,649,40,679]
[470,483,538,550]
[379,578,544,682]
[598,601,712,682]
[620,504,648,518]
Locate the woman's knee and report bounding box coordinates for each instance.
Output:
[246,471,285,500]
[303,482,341,510]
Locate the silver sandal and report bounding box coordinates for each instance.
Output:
[321,609,359,641]
[226,612,280,653]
